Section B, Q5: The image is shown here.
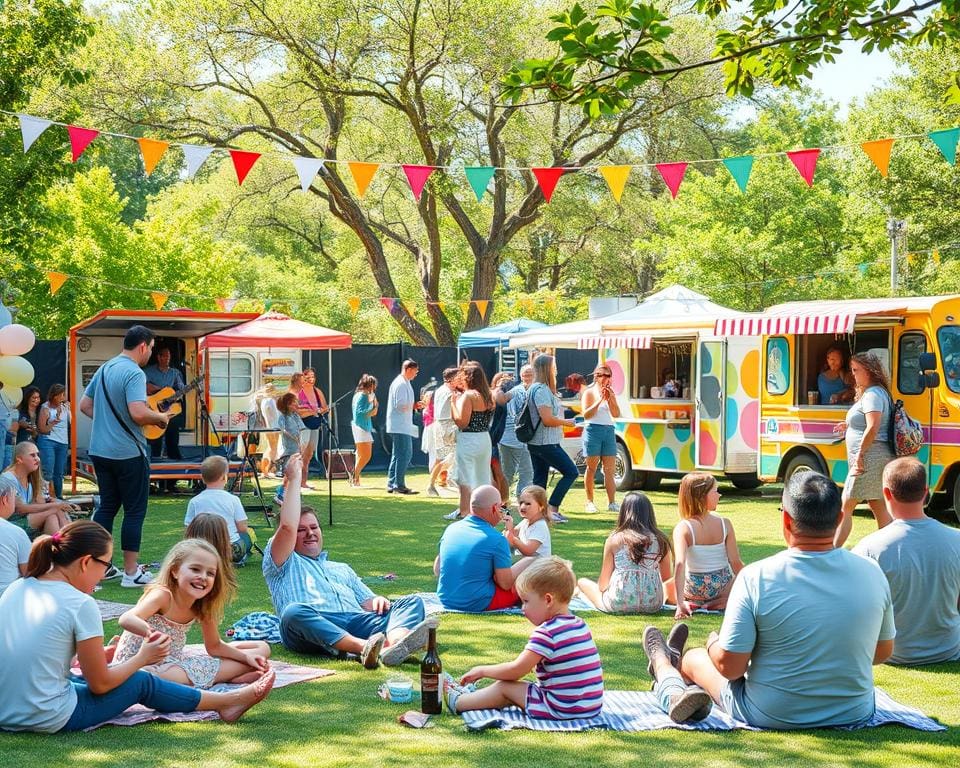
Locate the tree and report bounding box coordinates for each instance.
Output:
[503,1,960,117]
[67,0,729,343]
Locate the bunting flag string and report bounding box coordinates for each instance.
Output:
[46,271,68,296]
[150,291,168,311]
[5,109,960,205]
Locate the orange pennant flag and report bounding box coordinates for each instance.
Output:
[47,271,68,296]
[599,165,631,203]
[150,292,168,311]
[436,301,446,312]
[347,297,361,314]
[861,138,894,178]
[138,138,170,176]
[475,300,489,319]
[348,162,379,197]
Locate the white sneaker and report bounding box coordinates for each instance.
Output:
[426,486,440,497]
[121,566,155,588]
[584,501,598,514]
[443,509,461,520]
[607,502,620,513]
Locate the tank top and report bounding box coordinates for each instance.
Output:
[684,517,730,572]
[463,408,493,433]
[41,403,69,444]
[585,393,615,426]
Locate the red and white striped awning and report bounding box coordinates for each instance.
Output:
[714,300,910,337]
[577,333,652,350]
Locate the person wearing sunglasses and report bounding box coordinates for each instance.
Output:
[581,366,621,514]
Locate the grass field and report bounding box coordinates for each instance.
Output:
[2,472,959,767]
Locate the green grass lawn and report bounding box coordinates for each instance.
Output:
[3,473,959,767]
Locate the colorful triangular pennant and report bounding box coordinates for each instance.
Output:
[347,297,361,314]
[292,157,324,192]
[599,165,631,203]
[786,149,820,187]
[929,128,960,165]
[475,300,490,319]
[229,150,261,185]
[46,271,68,296]
[380,297,397,312]
[861,138,894,178]
[402,165,435,201]
[181,144,214,179]
[18,114,52,153]
[348,162,379,197]
[66,125,99,162]
[655,162,688,199]
[722,156,754,193]
[464,166,496,201]
[531,167,565,203]
[137,138,170,176]
[459,301,471,316]
[150,292,168,311]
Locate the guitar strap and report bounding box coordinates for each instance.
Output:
[99,363,148,460]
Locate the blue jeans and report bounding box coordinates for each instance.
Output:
[527,442,579,509]
[279,595,426,656]
[37,436,68,499]
[499,442,534,500]
[61,670,202,731]
[387,433,413,490]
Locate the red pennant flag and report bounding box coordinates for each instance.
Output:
[380,297,397,313]
[655,162,688,199]
[786,149,820,187]
[229,150,261,185]
[67,126,99,162]
[401,165,435,201]
[531,168,565,203]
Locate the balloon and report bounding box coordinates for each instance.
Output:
[0,355,34,388]
[0,303,10,329]
[0,385,22,408]
[0,324,35,356]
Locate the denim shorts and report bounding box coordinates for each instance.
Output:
[583,423,616,457]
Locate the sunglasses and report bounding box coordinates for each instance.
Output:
[91,555,113,570]
[594,372,611,378]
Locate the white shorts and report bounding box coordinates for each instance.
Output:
[351,424,373,444]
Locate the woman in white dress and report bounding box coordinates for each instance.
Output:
[451,362,494,518]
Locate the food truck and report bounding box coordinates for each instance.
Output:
[509,286,761,490]
[716,295,960,509]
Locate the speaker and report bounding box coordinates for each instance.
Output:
[322,449,356,479]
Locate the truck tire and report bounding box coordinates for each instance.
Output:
[728,473,762,490]
[782,452,827,487]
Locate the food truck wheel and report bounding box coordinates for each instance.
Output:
[782,452,827,487]
[727,473,762,490]
[613,441,638,491]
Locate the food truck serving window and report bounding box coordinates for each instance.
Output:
[210,355,254,396]
[938,326,960,393]
[630,341,692,399]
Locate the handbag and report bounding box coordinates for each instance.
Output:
[514,384,542,444]
[888,395,923,456]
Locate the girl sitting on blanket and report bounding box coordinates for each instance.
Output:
[185,513,239,593]
[672,473,744,617]
[503,485,552,578]
[113,538,270,688]
[444,557,604,720]
[576,492,676,614]
[0,521,274,733]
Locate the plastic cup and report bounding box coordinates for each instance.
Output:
[387,675,413,702]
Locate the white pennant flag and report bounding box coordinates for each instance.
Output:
[292,156,324,192]
[180,144,215,179]
[19,114,53,153]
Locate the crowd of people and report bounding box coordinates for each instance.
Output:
[0,326,958,735]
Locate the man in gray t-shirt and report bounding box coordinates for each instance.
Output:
[676,471,895,729]
[854,457,960,665]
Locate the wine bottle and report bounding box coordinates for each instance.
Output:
[420,626,442,714]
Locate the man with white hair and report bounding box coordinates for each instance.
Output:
[0,473,30,596]
[434,484,518,611]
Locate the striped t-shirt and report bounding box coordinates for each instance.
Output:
[524,614,604,719]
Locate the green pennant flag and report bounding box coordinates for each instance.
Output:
[464,166,496,201]
[929,128,960,165]
[722,156,754,193]
[264,300,274,311]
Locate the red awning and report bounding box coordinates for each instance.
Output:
[714,299,911,337]
[577,333,652,350]
[201,311,352,350]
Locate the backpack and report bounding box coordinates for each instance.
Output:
[888,396,924,456]
[514,384,542,443]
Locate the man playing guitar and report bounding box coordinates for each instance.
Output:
[79,325,169,588]
[145,346,184,493]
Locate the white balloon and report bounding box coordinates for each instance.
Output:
[0,324,35,356]
[0,385,22,408]
[0,355,34,388]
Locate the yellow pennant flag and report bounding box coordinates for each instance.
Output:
[459,301,471,316]
[348,162,379,197]
[402,301,416,317]
[933,249,941,265]
[435,301,446,312]
[599,165,631,203]
[150,292,168,310]
[861,138,894,178]
[347,296,361,314]
[47,271,68,295]
[474,300,489,319]
[138,138,170,176]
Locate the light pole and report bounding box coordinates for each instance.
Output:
[887,218,906,295]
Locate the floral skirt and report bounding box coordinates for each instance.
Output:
[684,567,733,603]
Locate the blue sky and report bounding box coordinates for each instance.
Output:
[808,41,901,114]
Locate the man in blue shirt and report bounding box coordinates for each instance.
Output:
[263,455,430,668]
[144,346,185,493]
[79,325,170,588]
[667,471,895,729]
[434,484,518,611]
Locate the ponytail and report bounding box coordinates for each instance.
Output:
[26,520,112,578]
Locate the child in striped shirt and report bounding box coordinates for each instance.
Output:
[445,556,604,720]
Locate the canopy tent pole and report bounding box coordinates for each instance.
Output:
[328,348,333,526]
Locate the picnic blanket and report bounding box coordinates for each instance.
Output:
[84,648,334,731]
[96,599,137,621]
[459,689,946,733]
[229,611,283,643]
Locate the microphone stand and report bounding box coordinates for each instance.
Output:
[321,388,359,526]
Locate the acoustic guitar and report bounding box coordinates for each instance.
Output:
[143,377,201,440]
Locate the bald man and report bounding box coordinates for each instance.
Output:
[433,484,518,611]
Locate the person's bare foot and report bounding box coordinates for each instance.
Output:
[218,667,276,723]
[230,670,263,684]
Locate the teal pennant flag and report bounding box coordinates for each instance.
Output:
[929,128,960,165]
[722,156,754,193]
[464,166,496,201]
